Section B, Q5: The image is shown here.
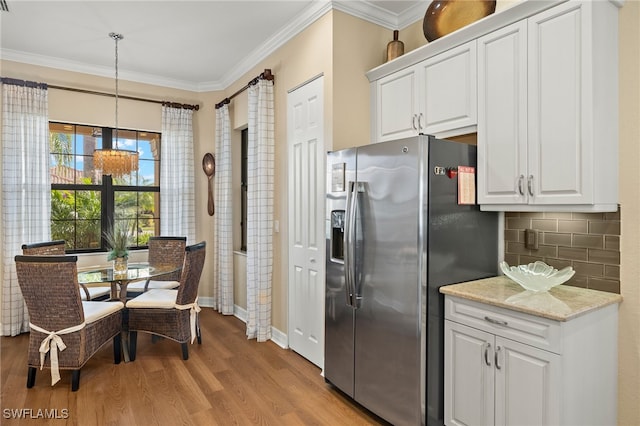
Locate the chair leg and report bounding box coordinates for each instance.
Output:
[181,343,189,360]
[26,367,36,388]
[113,334,122,364]
[71,370,80,392]
[129,331,138,361]
[196,313,202,345]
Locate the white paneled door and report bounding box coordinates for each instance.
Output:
[287,75,325,368]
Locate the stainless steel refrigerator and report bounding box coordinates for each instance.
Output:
[325,135,498,426]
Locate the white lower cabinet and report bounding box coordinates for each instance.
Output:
[445,321,560,426]
[444,295,618,426]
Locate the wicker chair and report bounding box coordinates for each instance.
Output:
[126,236,186,294]
[14,255,124,391]
[126,241,206,361]
[21,240,110,301]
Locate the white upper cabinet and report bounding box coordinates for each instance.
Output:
[477,21,528,206]
[373,66,419,142]
[371,41,477,142]
[477,0,620,211]
[418,42,477,136]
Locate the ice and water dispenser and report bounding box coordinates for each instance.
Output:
[330,210,345,261]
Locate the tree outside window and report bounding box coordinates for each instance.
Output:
[49,122,161,253]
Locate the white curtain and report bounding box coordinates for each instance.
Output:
[1,80,50,336]
[213,105,234,314]
[246,79,274,342]
[160,106,195,243]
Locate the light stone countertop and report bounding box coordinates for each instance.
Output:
[440,276,623,321]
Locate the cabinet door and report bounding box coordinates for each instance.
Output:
[477,21,528,205]
[527,1,592,205]
[419,41,477,136]
[494,336,561,426]
[445,321,494,426]
[374,66,419,142]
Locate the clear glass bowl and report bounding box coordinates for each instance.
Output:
[499,261,575,293]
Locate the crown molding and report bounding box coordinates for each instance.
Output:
[197,0,333,92]
[2,1,424,93]
[0,48,203,92]
[333,0,426,30]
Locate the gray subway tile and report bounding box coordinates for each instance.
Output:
[588,249,620,265]
[506,241,530,255]
[558,220,588,234]
[558,246,588,261]
[506,217,532,230]
[534,244,557,258]
[543,212,573,219]
[572,261,604,277]
[604,265,620,279]
[542,232,572,246]
[572,212,604,220]
[504,229,520,242]
[503,253,519,266]
[604,236,620,250]
[531,219,558,232]
[589,221,621,236]
[545,258,573,270]
[572,234,604,249]
[587,277,620,294]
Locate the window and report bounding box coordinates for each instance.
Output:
[49,122,161,252]
[240,128,248,251]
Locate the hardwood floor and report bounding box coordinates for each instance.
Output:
[1,309,388,425]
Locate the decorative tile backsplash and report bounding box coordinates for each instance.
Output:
[503,209,621,294]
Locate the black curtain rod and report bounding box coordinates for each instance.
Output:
[215,69,274,110]
[47,84,200,111]
[1,77,48,89]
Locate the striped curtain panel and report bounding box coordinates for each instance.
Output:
[246,79,274,342]
[160,106,196,243]
[1,80,50,336]
[213,105,234,314]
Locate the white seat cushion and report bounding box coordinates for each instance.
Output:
[126,280,180,292]
[126,289,178,309]
[80,286,111,301]
[82,301,124,324]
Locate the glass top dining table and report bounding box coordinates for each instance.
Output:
[77,263,181,302]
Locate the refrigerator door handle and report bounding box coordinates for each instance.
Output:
[344,181,357,307]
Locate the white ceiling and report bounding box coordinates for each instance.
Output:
[0,1,428,92]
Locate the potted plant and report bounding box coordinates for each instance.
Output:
[104,222,130,274]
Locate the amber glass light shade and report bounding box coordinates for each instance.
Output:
[94,148,139,178]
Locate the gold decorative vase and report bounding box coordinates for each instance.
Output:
[423,0,496,42]
[113,257,128,276]
[386,30,404,62]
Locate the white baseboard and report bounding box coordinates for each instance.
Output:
[198,300,288,348]
[270,327,288,349]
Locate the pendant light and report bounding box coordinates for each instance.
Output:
[94,32,139,178]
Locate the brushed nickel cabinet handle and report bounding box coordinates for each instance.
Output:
[518,175,525,196]
[495,346,502,370]
[484,316,508,327]
[528,175,534,197]
[484,342,492,366]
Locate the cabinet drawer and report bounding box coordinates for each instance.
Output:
[445,296,562,354]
